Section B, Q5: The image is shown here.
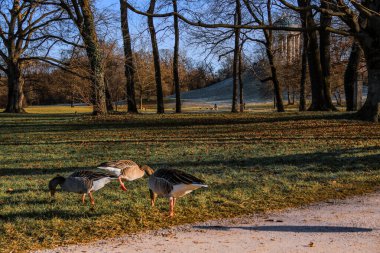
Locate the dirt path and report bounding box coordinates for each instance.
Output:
[38,192,380,253]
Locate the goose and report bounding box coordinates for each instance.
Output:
[146,168,208,217]
[48,170,118,207]
[97,160,151,191]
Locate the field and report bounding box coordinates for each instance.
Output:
[1,106,380,252]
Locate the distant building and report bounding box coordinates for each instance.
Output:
[273,15,302,64]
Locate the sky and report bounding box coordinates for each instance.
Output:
[94,0,226,70]
[96,1,183,56]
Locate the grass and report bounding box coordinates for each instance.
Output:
[0,106,380,252]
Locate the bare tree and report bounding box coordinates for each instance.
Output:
[238,41,244,112]
[341,2,380,121]
[278,0,380,120]
[0,0,62,112]
[57,0,107,115]
[297,0,331,111]
[120,0,138,113]
[172,0,181,113]
[299,28,308,111]
[231,0,242,113]
[147,0,164,114]
[319,0,336,110]
[243,0,285,112]
[344,40,363,111]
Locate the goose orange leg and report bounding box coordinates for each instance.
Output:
[150,190,157,207]
[169,197,175,217]
[89,192,95,207]
[82,194,86,204]
[118,177,127,191]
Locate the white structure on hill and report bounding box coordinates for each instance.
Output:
[273,15,302,64]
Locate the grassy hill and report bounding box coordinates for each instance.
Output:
[169,73,272,105]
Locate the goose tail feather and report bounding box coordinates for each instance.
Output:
[193,183,208,188]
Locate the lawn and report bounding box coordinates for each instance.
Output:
[0,107,379,252]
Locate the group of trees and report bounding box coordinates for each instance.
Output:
[0,42,218,108]
[0,0,379,122]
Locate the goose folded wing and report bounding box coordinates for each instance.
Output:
[155,169,205,185]
[70,171,116,180]
[99,160,138,170]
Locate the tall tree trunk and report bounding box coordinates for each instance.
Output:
[172,0,181,113]
[265,33,285,112]
[298,0,328,111]
[231,0,241,113]
[238,46,244,112]
[80,0,107,115]
[319,0,336,111]
[357,46,380,122]
[5,63,25,113]
[120,0,138,113]
[299,30,308,111]
[147,0,164,114]
[344,41,363,111]
[104,78,114,112]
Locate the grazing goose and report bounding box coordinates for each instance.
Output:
[97,160,151,191]
[147,168,208,217]
[48,171,117,207]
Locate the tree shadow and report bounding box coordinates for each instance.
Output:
[193,225,373,233]
[0,166,91,176]
[153,146,380,174]
[0,112,356,135]
[0,209,102,221]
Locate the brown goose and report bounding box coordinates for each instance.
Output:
[97,160,151,191]
[147,168,208,217]
[48,171,117,207]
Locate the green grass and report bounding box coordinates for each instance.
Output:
[1,107,380,252]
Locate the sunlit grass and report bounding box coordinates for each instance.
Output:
[19,101,293,114]
[0,107,379,252]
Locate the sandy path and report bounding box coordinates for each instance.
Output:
[38,192,380,253]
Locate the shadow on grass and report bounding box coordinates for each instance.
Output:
[1,209,101,221]
[154,146,380,173]
[193,225,373,233]
[0,167,90,176]
[0,112,358,135]
[2,146,379,177]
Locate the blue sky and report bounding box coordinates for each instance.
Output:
[96,0,176,52]
[94,0,224,69]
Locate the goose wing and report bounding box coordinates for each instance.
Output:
[69,170,116,180]
[98,160,138,170]
[66,171,116,193]
[97,160,139,177]
[149,169,206,197]
[154,169,205,185]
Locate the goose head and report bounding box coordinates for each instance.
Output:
[140,165,155,176]
[48,176,65,197]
